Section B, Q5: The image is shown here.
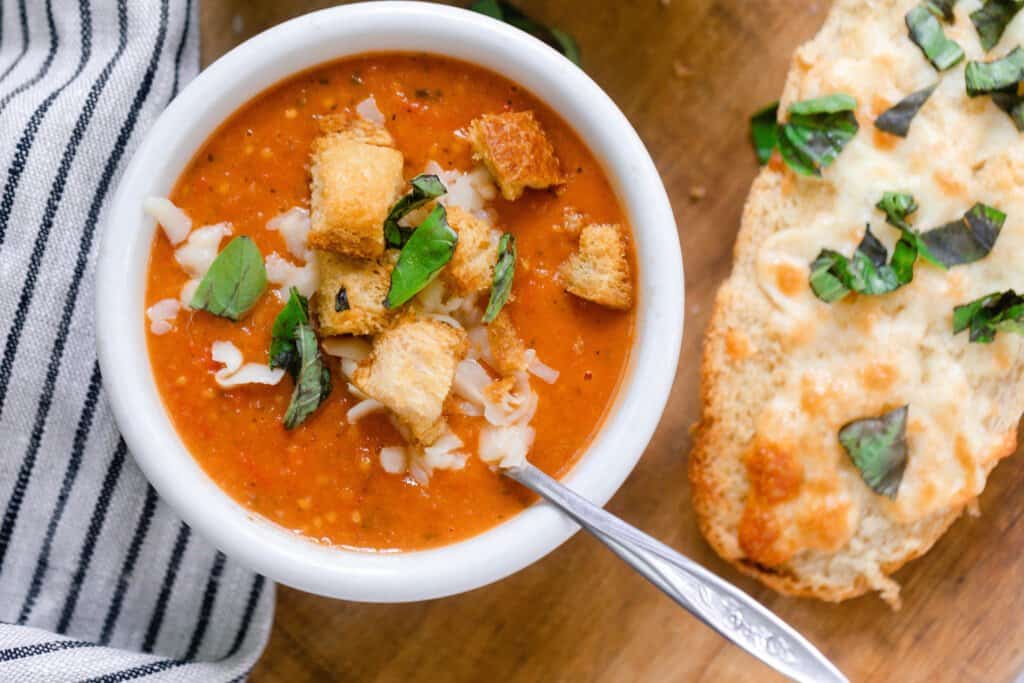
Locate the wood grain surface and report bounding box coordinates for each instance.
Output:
[199,2,1024,681]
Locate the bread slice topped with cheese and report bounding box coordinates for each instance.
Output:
[692,0,1024,607]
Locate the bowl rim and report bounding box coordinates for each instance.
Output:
[96,0,684,603]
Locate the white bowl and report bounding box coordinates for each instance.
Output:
[96,1,684,602]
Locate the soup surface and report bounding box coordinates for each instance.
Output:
[145,53,635,550]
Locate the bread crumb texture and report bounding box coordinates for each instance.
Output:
[313,249,397,336]
[309,118,405,259]
[443,206,497,295]
[467,111,562,201]
[353,316,468,445]
[559,223,633,310]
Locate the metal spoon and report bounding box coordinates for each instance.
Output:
[504,462,848,683]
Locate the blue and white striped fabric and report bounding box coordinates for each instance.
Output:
[0,1,274,680]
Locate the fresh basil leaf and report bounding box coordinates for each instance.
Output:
[953,289,1024,342]
[970,0,1024,51]
[483,233,516,324]
[925,0,958,21]
[282,322,332,429]
[549,27,581,65]
[874,84,938,137]
[269,287,310,379]
[876,192,919,228]
[469,1,581,65]
[966,46,1024,94]
[809,225,919,302]
[190,236,267,321]
[777,94,859,177]
[875,191,945,268]
[990,90,1024,130]
[776,129,820,177]
[920,203,1006,266]
[385,204,458,308]
[838,406,909,499]
[750,102,779,165]
[787,93,858,115]
[384,174,447,249]
[907,5,965,70]
[965,47,1024,128]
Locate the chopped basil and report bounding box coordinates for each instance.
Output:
[385,204,458,308]
[269,288,332,428]
[383,174,447,249]
[787,93,858,116]
[470,0,581,65]
[991,90,1024,129]
[809,225,917,302]
[907,5,965,70]
[874,84,937,137]
[269,287,309,379]
[964,47,1024,129]
[335,287,350,312]
[190,236,267,321]
[965,46,1024,94]
[970,0,1024,51]
[838,406,909,499]
[777,94,859,177]
[282,323,332,429]
[876,192,919,230]
[483,233,516,324]
[750,102,780,165]
[953,289,1024,342]
[876,192,944,268]
[920,203,1006,266]
[925,0,958,21]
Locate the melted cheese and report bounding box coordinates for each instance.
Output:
[210,340,285,388]
[751,0,1024,558]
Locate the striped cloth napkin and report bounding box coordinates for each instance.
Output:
[0,1,274,680]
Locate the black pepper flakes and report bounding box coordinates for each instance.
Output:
[335,287,350,313]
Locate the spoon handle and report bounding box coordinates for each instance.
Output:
[506,463,848,683]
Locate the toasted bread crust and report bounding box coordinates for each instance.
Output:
[468,111,562,201]
[690,0,1024,606]
[443,206,496,295]
[559,223,632,310]
[308,119,404,259]
[353,316,468,445]
[312,250,397,337]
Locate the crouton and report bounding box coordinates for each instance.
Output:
[318,115,394,147]
[308,120,405,259]
[352,317,468,445]
[559,223,633,310]
[467,111,562,201]
[487,310,528,375]
[313,250,397,336]
[443,206,496,295]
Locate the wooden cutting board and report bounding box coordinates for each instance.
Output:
[199,2,1024,681]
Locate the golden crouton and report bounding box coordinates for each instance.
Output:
[487,310,527,375]
[319,115,394,147]
[467,111,562,201]
[313,250,397,336]
[559,224,633,310]
[352,317,468,445]
[443,206,496,295]
[308,120,405,259]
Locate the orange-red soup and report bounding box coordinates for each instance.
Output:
[145,54,634,551]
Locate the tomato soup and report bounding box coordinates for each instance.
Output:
[144,54,635,551]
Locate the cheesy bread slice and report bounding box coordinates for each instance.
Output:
[692,0,1024,607]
